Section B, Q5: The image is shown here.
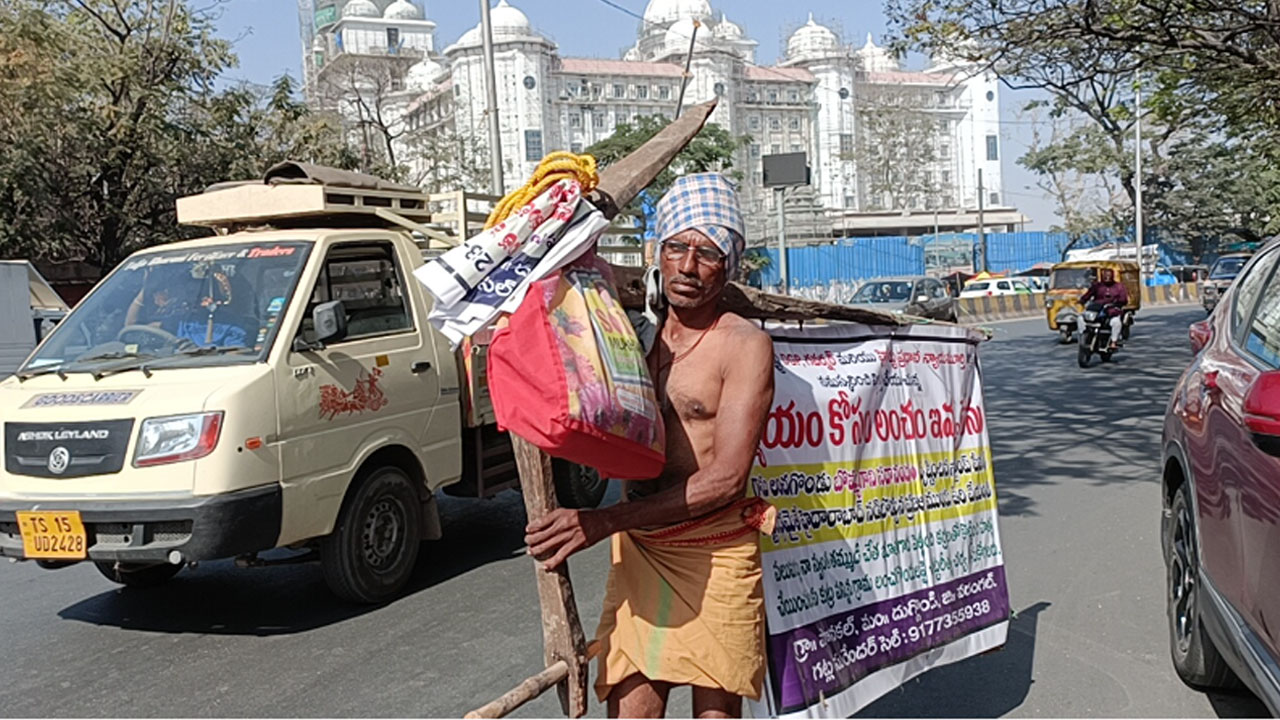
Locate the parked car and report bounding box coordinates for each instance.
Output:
[1162,239,1280,714]
[848,275,957,322]
[959,278,1033,299]
[1202,253,1253,314]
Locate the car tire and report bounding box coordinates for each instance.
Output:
[1166,483,1239,689]
[94,561,182,588]
[552,459,608,510]
[321,465,422,604]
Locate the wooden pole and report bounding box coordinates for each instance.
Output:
[511,435,589,718]
[464,661,570,719]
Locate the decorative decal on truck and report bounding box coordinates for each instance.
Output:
[319,367,388,420]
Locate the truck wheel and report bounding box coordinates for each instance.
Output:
[1166,483,1239,689]
[552,459,607,509]
[94,561,182,588]
[321,465,422,604]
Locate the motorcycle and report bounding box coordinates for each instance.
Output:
[1077,301,1126,368]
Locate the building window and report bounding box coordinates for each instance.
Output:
[754,171,763,186]
[386,27,400,51]
[986,90,995,102]
[986,134,999,161]
[636,84,649,99]
[788,90,799,103]
[570,142,583,154]
[593,112,605,129]
[747,90,758,102]
[940,144,951,159]
[769,117,781,130]
[941,170,951,184]
[844,195,855,208]
[749,115,760,131]
[767,89,778,103]
[750,144,760,158]
[770,143,781,155]
[989,191,1000,205]
[523,75,536,90]
[714,82,726,96]
[790,143,802,153]
[613,83,625,98]
[570,113,581,128]
[789,117,800,130]
[659,85,671,100]
[838,87,850,100]
[525,130,543,162]
[839,133,854,156]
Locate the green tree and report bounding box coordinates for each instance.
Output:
[586,115,745,238]
[0,1,361,271]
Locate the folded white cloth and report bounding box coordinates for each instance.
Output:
[413,180,610,348]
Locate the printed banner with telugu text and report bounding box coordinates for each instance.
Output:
[749,322,1010,719]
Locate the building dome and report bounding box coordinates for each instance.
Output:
[404,57,444,91]
[643,0,712,26]
[786,14,840,62]
[713,15,743,40]
[663,16,712,55]
[342,0,379,18]
[383,0,422,20]
[857,33,898,72]
[491,0,533,38]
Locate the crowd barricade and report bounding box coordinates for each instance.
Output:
[953,283,1200,324]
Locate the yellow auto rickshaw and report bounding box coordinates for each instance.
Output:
[1046,259,1141,343]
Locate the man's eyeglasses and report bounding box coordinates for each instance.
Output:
[661,239,725,267]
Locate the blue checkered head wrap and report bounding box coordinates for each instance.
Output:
[654,173,746,278]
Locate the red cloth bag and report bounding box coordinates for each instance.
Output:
[488,254,664,480]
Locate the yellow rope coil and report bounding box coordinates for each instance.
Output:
[484,151,599,229]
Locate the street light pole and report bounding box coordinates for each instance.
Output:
[479,0,505,196]
[777,187,789,295]
[1134,78,1145,281]
[977,168,987,273]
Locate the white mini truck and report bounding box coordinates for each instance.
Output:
[0,168,603,603]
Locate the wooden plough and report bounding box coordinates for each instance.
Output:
[464,98,909,720]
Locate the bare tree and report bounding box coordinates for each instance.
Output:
[853,87,941,211]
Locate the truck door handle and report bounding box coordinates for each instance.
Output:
[411,361,432,374]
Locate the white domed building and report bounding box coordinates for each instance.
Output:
[301,1,1008,242]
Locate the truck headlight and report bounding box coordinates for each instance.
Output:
[134,412,224,467]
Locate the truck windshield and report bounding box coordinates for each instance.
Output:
[23,242,310,374]
[1051,268,1096,290]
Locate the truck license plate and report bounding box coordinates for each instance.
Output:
[16,511,86,560]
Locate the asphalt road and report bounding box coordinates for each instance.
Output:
[0,305,1269,718]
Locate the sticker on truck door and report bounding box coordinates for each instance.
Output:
[319,367,388,420]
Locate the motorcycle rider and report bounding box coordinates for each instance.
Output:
[1080,268,1129,352]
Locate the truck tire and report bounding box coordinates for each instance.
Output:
[321,465,422,604]
[552,459,607,509]
[94,561,182,588]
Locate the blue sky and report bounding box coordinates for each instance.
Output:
[210,0,1056,228]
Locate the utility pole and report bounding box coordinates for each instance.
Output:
[674,21,700,119]
[977,168,987,273]
[1134,77,1145,281]
[777,188,789,294]
[479,0,505,195]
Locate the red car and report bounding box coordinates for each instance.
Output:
[1163,240,1280,713]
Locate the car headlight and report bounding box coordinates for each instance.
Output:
[134,412,224,467]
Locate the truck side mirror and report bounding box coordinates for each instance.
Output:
[313,301,348,344]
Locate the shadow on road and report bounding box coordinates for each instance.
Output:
[982,309,1200,518]
[855,601,1050,717]
[55,490,533,636]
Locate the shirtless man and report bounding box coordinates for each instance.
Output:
[526,174,775,718]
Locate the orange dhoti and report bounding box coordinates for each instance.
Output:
[593,498,775,702]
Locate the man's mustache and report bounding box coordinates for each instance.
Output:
[669,273,705,290]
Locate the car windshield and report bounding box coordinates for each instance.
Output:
[1210,256,1248,279]
[852,281,913,303]
[965,282,990,292]
[1051,268,1097,290]
[22,242,311,375]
